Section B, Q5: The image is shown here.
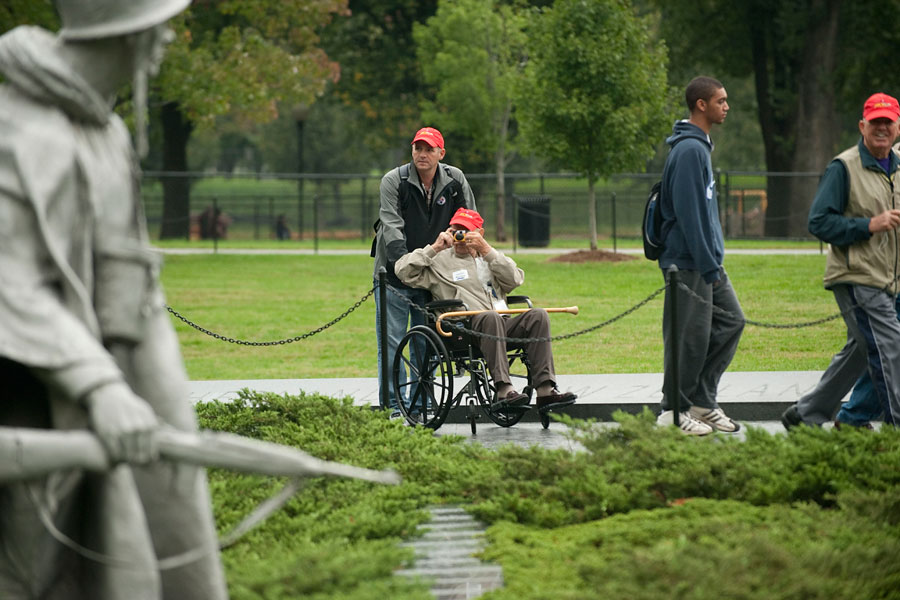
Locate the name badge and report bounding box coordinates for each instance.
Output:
[452,269,468,282]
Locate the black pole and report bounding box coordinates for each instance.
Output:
[378,267,389,410]
[313,195,319,255]
[667,265,680,427]
[212,196,219,254]
[512,196,518,254]
[611,191,617,253]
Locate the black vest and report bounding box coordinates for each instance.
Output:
[371,164,468,285]
[398,163,467,255]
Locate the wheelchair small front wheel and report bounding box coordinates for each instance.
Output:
[473,370,526,428]
[392,326,453,429]
[539,410,550,429]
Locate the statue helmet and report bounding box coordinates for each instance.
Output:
[57,0,190,40]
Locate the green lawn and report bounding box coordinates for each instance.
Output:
[160,252,843,380]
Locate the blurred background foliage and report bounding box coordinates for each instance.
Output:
[4,0,900,237]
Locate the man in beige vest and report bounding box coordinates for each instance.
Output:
[782,93,900,430]
[0,1,228,598]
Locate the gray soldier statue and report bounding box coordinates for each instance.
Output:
[0,1,229,598]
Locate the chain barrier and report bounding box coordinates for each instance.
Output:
[673,280,880,329]
[165,286,375,346]
[385,282,666,344]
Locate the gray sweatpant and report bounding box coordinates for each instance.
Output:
[661,268,744,412]
[796,284,900,426]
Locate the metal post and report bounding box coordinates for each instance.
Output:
[611,191,617,253]
[253,201,260,240]
[666,265,680,427]
[360,176,368,242]
[313,195,319,255]
[512,196,518,254]
[212,197,219,254]
[378,267,389,410]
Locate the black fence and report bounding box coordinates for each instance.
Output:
[141,170,823,245]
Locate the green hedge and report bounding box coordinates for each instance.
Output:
[198,392,900,599]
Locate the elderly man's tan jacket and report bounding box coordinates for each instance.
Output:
[394,245,525,310]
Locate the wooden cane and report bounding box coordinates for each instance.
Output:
[435,306,578,337]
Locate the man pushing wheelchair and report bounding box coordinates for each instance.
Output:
[394,208,577,413]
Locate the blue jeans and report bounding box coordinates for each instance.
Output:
[835,294,900,426]
[836,375,883,425]
[374,280,429,410]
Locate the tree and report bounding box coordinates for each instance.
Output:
[517,0,674,250]
[320,0,440,167]
[414,0,528,241]
[153,0,347,238]
[651,0,900,238]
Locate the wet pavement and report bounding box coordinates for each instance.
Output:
[433,420,788,452]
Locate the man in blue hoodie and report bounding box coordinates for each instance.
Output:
[656,76,744,435]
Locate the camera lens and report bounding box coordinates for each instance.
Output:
[453,230,466,241]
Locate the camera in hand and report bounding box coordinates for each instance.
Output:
[453,230,467,241]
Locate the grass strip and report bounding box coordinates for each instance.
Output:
[163,253,843,379]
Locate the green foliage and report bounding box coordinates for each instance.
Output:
[200,392,900,598]
[517,0,676,179]
[0,0,57,35]
[159,0,347,130]
[320,0,440,158]
[414,0,527,160]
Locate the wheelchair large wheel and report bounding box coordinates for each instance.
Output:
[473,363,528,428]
[393,326,453,429]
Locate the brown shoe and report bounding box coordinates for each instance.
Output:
[536,390,577,411]
[494,390,529,408]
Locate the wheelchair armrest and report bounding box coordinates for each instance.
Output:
[426,299,469,312]
[506,295,533,308]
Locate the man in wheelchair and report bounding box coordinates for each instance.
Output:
[394,208,577,412]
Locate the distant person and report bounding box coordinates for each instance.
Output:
[199,204,231,239]
[783,92,900,430]
[0,0,227,598]
[275,214,291,240]
[655,76,744,435]
[395,208,577,411]
[371,127,476,416]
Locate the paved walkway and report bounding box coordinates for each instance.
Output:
[187,370,834,423]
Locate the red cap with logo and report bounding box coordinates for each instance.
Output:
[411,127,444,149]
[863,93,900,122]
[449,208,483,231]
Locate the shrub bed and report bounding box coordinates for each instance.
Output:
[198,392,900,599]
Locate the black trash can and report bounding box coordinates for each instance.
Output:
[517,195,550,247]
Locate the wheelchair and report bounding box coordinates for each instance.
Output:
[391,296,560,433]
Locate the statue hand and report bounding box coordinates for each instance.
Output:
[85,382,159,464]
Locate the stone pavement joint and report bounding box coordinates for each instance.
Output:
[399,505,502,600]
[187,371,841,422]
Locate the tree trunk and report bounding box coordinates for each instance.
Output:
[759,0,840,238]
[159,102,194,239]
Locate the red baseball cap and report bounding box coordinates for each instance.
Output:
[449,208,483,231]
[863,93,900,121]
[411,127,444,149]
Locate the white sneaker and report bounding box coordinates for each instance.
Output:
[689,406,740,433]
[657,410,713,436]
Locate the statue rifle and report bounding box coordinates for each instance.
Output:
[0,426,401,485]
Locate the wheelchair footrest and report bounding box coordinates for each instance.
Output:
[490,404,531,414]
